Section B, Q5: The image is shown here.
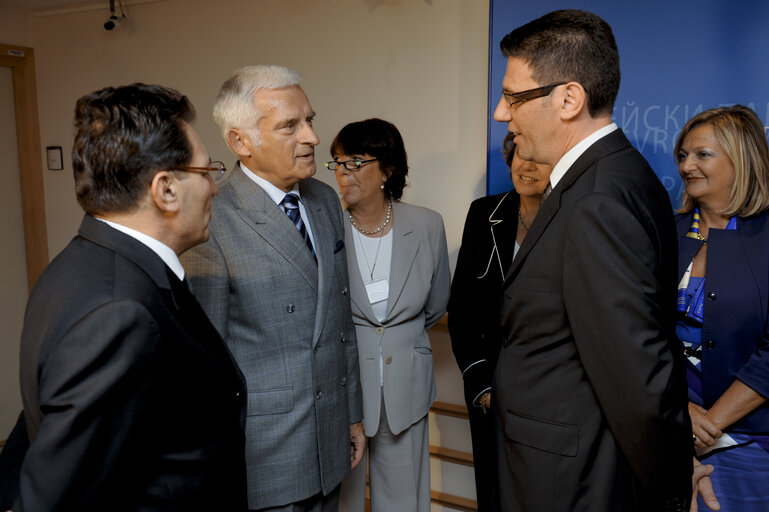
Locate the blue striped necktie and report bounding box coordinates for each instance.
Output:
[281,193,315,258]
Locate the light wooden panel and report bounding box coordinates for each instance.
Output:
[0,44,48,291]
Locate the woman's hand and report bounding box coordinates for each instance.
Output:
[689,402,722,448]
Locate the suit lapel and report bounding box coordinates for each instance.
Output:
[386,201,419,319]
[504,129,633,286]
[228,165,318,291]
[489,192,519,283]
[344,218,381,325]
[300,180,335,345]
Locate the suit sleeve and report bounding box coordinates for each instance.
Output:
[562,192,692,506]
[423,212,451,331]
[448,201,495,404]
[17,302,160,512]
[180,229,230,338]
[735,322,769,399]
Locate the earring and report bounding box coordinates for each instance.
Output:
[380,183,385,190]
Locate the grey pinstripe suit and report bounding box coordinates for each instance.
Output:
[181,164,363,510]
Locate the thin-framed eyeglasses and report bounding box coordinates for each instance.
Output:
[324,158,378,171]
[502,82,567,108]
[174,161,227,180]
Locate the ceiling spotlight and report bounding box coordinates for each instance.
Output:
[104,0,126,31]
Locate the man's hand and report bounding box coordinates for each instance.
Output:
[689,402,722,448]
[691,457,720,512]
[350,422,365,469]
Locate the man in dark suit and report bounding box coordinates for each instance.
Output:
[181,65,363,512]
[15,84,247,511]
[492,10,694,511]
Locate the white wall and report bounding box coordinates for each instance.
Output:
[0,5,33,437]
[27,0,490,266]
[0,6,32,46]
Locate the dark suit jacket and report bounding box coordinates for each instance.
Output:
[181,167,363,509]
[449,191,519,406]
[496,129,692,512]
[16,215,247,511]
[0,412,28,510]
[448,190,518,512]
[677,210,769,432]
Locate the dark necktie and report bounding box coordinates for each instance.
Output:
[281,193,315,258]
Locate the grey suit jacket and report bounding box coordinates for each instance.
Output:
[345,201,450,436]
[181,165,363,509]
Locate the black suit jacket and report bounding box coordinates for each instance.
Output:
[16,215,248,511]
[495,129,692,512]
[448,190,518,512]
[449,191,518,406]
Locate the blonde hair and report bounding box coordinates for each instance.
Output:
[675,105,769,217]
[213,65,302,146]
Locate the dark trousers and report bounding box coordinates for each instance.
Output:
[466,398,499,512]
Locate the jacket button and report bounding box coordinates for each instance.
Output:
[341,377,347,387]
[316,391,322,400]
[385,355,392,364]
[705,340,715,349]
[342,287,348,295]
[707,292,717,301]
[340,331,346,343]
[376,326,385,335]
[287,304,295,313]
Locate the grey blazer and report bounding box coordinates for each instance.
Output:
[181,165,363,510]
[345,201,451,436]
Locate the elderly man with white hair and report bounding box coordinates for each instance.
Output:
[181,65,364,512]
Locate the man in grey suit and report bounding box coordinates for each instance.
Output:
[181,65,364,512]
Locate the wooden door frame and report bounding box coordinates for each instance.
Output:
[0,44,48,292]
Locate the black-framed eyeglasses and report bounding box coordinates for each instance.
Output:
[174,161,226,180]
[324,158,377,171]
[502,82,567,107]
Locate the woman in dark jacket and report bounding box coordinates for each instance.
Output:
[675,105,769,511]
[447,133,551,512]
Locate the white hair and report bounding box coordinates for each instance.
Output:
[213,65,302,146]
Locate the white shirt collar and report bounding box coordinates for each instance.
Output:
[549,123,618,189]
[96,217,186,281]
[240,162,301,204]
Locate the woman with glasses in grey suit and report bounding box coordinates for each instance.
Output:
[327,118,450,512]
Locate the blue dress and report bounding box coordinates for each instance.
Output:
[677,216,769,510]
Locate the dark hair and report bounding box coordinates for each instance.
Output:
[329,118,408,201]
[502,132,516,168]
[500,9,620,117]
[72,83,196,214]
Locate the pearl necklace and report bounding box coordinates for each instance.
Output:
[350,200,392,235]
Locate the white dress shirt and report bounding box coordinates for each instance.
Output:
[240,163,317,252]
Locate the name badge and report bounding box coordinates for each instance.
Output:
[365,279,389,304]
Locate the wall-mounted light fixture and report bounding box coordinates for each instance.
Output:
[104,0,126,31]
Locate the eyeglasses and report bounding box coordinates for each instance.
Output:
[174,161,226,180]
[324,158,378,171]
[502,82,567,108]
